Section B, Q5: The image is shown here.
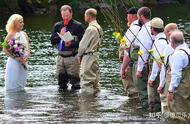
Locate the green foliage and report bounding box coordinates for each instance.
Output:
[99,0,142,33]
[2,40,9,49]
[125,0,142,7]
[0,0,6,7]
[32,0,52,7]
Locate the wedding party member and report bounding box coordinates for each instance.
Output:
[147,17,167,112]
[134,7,154,108]
[157,23,178,113]
[50,5,85,90]
[120,7,140,98]
[77,8,103,94]
[167,30,190,113]
[2,14,30,92]
[118,7,139,61]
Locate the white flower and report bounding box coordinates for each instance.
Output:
[13,44,18,48]
[15,40,21,44]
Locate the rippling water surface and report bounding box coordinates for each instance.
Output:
[0,4,190,123]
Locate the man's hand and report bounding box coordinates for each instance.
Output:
[77,55,81,64]
[136,71,142,78]
[121,68,126,79]
[148,80,154,87]
[157,86,164,94]
[167,92,174,101]
[60,27,66,35]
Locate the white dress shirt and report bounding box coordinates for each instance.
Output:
[159,43,174,87]
[149,32,168,81]
[123,20,141,55]
[135,21,154,72]
[168,43,190,92]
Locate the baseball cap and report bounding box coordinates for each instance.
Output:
[127,7,138,14]
[150,17,164,29]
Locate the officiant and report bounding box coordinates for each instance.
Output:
[50,5,85,90]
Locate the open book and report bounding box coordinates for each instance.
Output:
[57,31,74,43]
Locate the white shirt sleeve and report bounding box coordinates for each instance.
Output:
[159,64,166,87]
[159,44,174,88]
[124,21,141,48]
[149,61,159,81]
[149,38,167,80]
[124,49,129,56]
[168,51,189,92]
[136,25,153,72]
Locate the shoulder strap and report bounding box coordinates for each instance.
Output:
[134,20,143,27]
[128,26,142,59]
[91,25,102,38]
[158,37,169,44]
[179,49,190,64]
[165,54,171,70]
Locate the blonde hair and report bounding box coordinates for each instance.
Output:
[6,14,23,33]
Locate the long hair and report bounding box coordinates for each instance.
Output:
[6,14,23,33]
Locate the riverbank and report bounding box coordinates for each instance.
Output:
[0,0,187,17]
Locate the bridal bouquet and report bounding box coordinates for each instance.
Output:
[2,37,28,70]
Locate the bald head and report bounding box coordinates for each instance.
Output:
[170,30,184,48]
[164,23,178,39]
[85,8,97,18]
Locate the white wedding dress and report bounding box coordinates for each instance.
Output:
[5,31,28,92]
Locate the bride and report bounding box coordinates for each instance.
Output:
[2,14,30,92]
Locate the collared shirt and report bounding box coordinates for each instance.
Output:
[123,20,142,56]
[168,43,190,92]
[135,21,154,71]
[159,43,174,87]
[149,32,168,81]
[50,19,85,50]
[78,20,103,57]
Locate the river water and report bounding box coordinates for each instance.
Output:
[0,4,190,123]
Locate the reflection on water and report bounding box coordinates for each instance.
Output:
[0,4,190,123]
[0,86,159,123]
[4,90,28,110]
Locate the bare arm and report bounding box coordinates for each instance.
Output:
[3,33,15,58]
[22,31,31,57]
[3,33,25,63]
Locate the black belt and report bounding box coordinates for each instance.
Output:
[83,52,94,55]
[58,53,77,58]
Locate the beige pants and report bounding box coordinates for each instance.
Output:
[56,55,80,88]
[80,54,100,94]
[147,76,161,109]
[159,82,169,113]
[167,92,190,112]
[122,65,138,96]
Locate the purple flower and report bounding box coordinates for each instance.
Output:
[8,38,25,57]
